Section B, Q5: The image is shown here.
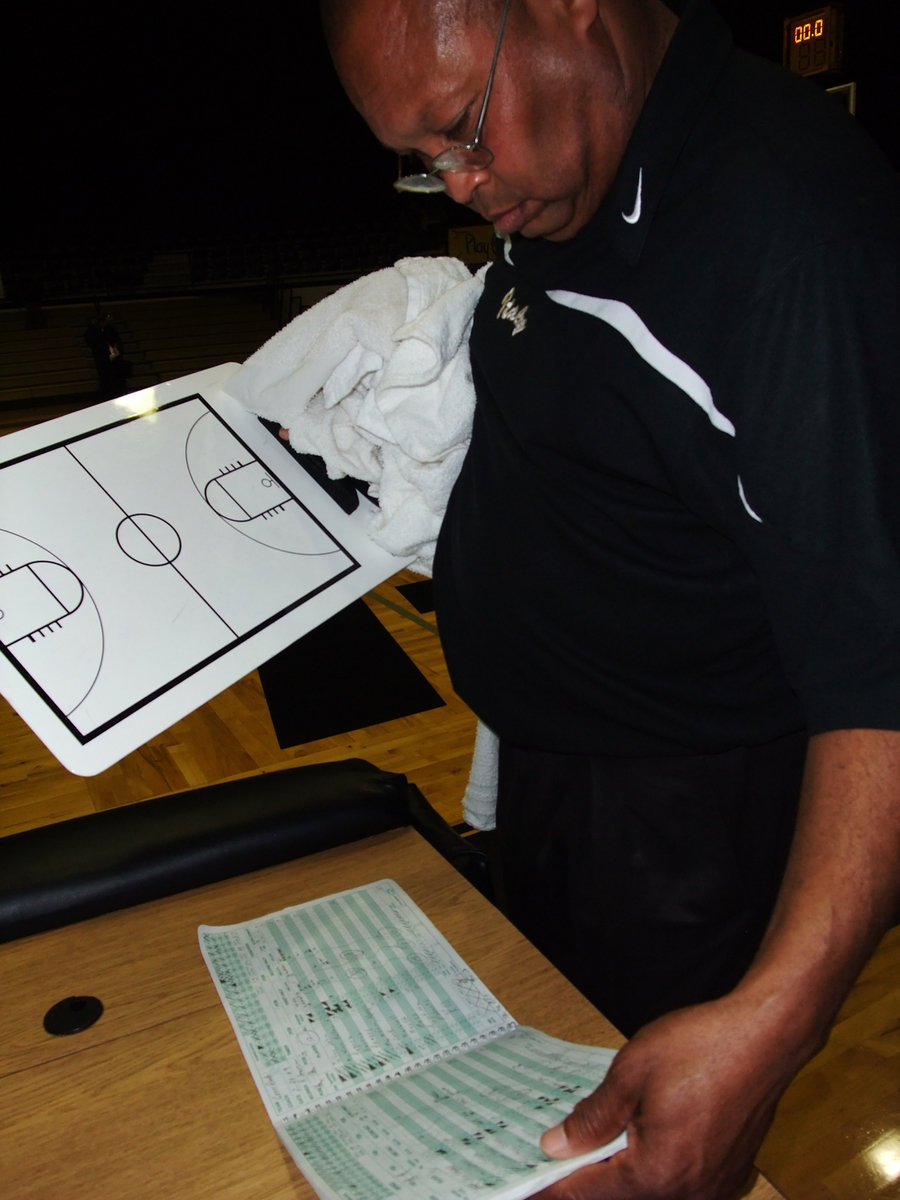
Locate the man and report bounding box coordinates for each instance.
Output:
[320,1,900,1196]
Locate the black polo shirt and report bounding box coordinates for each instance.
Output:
[432,0,900,756]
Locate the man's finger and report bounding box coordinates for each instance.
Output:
[541,1065,637,1159]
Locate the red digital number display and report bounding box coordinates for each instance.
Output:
[784,6,844,77]
[793,18,825,43]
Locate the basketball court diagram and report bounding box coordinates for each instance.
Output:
[0,391,365,747]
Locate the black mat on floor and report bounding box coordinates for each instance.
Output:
[259,600,445,748]
[396,579,435,613]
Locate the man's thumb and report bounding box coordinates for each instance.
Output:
[540,1074,633,1159]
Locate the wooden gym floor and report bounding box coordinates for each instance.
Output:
[0,564,475,839]
[0,399,898,1200]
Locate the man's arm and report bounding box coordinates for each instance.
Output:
[536,727,900,1200]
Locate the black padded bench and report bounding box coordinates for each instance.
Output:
[0,758,491,944]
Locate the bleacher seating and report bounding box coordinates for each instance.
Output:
[0,202,462,422]
[0,292,281,415]
[124,293,281,383]
[0,308,98,406]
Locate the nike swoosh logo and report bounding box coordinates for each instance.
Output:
[622,168,643,224]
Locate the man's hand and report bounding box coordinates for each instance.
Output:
[535,994,805,1200]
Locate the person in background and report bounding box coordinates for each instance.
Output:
[84,310,129,399]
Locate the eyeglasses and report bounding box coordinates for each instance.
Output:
[393,0,512,194]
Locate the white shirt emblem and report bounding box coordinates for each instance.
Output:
[497,287,529,336]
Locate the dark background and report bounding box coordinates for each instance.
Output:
[4,1,898,253]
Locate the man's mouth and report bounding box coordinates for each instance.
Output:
[485,203,530,236]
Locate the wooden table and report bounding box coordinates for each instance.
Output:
[0,828,784,1199]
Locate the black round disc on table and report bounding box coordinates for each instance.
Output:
[43,995,104,1035]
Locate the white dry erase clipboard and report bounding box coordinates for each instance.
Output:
[0,364,409,775]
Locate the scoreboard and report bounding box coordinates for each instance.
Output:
[783,6,846,76]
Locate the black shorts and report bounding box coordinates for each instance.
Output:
[494,731,807,1036]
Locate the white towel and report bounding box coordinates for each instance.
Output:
[227,256,486,576]
[462,718,500,831]
[227,255,499,830]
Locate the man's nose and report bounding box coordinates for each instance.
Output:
[441,165,491,207]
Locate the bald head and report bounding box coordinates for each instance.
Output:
[320,0,501,57]
[322,0,678,241]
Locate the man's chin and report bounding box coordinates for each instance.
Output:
[529,200,591,242]
[491,199,587,242]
